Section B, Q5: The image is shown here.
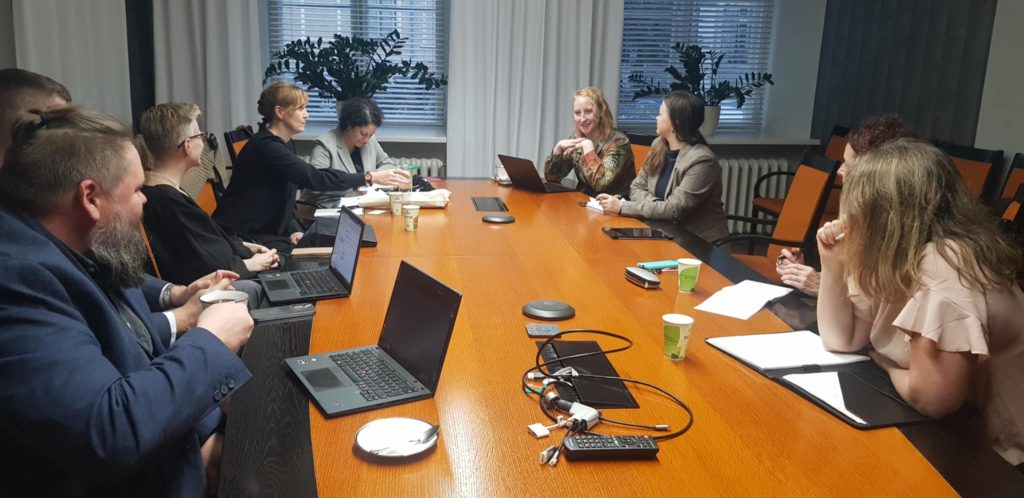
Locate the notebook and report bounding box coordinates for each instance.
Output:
[497,154,576,193]
[286,261,462,417]
[706,330,929,428]
[258,207,364,304]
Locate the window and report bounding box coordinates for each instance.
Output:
[617,0,775,133]
[266,0,448,127]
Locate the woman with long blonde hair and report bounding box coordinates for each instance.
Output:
[543,87,635,197]
[817,138,1024,468]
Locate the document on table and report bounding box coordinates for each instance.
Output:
[314,206,363,219]
[705,330,869,371]
[585,197,604,213]
[694,279,793,320]
[781,372,867,425]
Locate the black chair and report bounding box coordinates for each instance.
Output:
[752,125,848,219]
[224,125,255,168]
[933,140,1003,205]
[714,151,840,281]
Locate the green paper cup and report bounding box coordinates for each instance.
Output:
[662,313,694,361]
[676,258,702,293]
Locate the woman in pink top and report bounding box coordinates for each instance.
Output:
[817,138,1024,468]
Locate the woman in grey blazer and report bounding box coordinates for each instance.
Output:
[596,91,729,242]
[298,98,409,220]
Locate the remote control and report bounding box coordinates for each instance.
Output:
[562,434,659,461]
[526,323,560,338]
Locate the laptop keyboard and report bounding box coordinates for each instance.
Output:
[292,269,343,296]
[330,349,422,402]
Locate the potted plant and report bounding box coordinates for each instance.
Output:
[628,43,773,137]
[264,29,447,115]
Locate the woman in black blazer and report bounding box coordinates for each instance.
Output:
[214,83,404,252]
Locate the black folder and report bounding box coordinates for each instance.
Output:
[536,340,639,409]
[707,331,930,429]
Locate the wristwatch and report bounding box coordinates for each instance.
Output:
[364,171,373,185]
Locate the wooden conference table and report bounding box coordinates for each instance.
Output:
[219,180,1004,497]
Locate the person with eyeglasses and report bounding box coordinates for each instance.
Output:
[138,102,280,287]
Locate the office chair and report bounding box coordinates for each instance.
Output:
[140,222,162,280]
[714,151,840,281]
[997,153,1024,203]
[625,132,656,175]
[933,140,1003,204]
[751,125,848,219]
[224,125,255,167]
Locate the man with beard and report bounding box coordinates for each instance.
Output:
[0,106,254,497]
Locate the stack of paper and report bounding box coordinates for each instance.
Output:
[694,280,792,320]
[706,330,868,370]
[585,197,604,213]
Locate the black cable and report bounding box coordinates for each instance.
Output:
[521,328,695,442]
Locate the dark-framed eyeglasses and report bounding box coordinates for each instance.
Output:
[178,132,215,149]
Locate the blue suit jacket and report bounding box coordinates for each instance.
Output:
[0,203,252,497]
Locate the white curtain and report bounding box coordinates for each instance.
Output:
[446,0,625,178]
[152,0,263,148]
[12,0,133,124]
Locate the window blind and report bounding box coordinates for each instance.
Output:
[617,0,775,133]
[267,0,448,127]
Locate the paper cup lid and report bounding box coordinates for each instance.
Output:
[662,313,694,325]
[355,417,439,458]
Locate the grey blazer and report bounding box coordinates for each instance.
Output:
[619,143,729,242]
[298,128,396,214]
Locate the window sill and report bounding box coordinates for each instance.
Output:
[619,127,819,147]
[293,123,447,144]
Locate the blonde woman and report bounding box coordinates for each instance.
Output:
[817,138,1024,468]
[544,87,635,197]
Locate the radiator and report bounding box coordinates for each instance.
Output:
[719,158,792,232]
[392,157,446,178]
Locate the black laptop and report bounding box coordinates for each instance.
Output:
[498,154,576,193]
[258,207,364,304]
[285,261,463,417]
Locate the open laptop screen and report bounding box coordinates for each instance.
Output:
[329,208,364,288]
[378,262,462,392]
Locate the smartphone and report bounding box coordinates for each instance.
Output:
[601,227,674,240]
[526,323,561,338]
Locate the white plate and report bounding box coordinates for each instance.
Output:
[354,417,439,458]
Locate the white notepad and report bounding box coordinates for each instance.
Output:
[705,330,869,371]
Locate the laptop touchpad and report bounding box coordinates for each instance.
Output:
[302,368,347,391]
[265,279,293,291]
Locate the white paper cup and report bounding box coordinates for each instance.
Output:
[402,204,420,231]
[388,191,405,215]
[676,258,702,293]
[199,290,249,309]
[662,313,694,360]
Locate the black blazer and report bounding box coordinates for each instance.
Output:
[213,129,362,248]
[142,184,254,284]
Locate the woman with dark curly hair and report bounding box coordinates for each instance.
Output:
[776,115,916,295]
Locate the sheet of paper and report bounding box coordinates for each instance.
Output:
[338,196,363,208]
[706,330,869,370]
[585,197,604,213]
[365,209,387,215]
[694,279,793,320]
[782,372,867,425]
[314,208,340,219]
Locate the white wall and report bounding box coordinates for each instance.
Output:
[975,0,1024,179]
[761,0,827,139]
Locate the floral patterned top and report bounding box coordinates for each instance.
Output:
[543,129,635,198]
